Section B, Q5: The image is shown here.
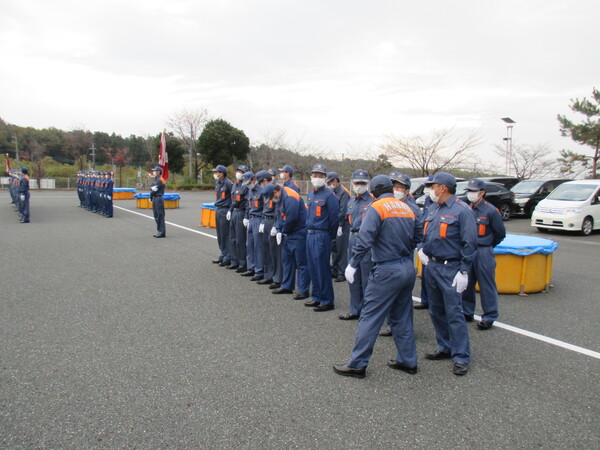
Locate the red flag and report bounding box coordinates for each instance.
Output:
[5,153,10,175]
[158,130,169,180]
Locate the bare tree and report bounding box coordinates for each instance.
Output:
[166,108,209,178]
[494,143,557,179]
[381,128,482,176]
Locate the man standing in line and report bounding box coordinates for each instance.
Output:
[149,166,166,238]
[227,165,250,272]
[278,165,301,193]
[327,172,351,282]
[333,175,421,378]
[304,164,339,312]
[18,166,30,223]
[241,172,264,279]
[419,172,477,376]
[211,165,233,266]
[258,170,279,287]
[338,169,372,321]
[462,178,506,330]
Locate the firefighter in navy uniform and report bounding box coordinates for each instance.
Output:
[227,166,250,272]
[462,178,506,330]
[327,172,351,282]
[18,166,30,223]
[149,166,166,238]
[419,172,477,376]
[212,165,233,265]
[333,175,422,378]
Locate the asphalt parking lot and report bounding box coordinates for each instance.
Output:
[1,191,599,448]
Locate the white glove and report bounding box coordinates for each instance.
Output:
[243,218,249,228]
[345,265,357,284]
[259,223,265,233]
[418,248,429,266]
[20,194,25,201]
[276,232,282,245]
[270,226,277,236]
[452,271,469,293]
[151,186,158,192]
[337,226,343,237]
[226,211,231,221]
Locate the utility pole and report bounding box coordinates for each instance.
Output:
[189,124,194,178]
[14,135,19,162]
[89,143,96,169]
[501,117,516,176]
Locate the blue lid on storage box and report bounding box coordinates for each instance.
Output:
[134,193,180,200]
[113,188,137,193]
[494,234,558,256]
[201,202,216,210]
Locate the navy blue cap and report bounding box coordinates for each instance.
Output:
[430,172,456,189]
[311,163,327,175]
[370,174,393,192]
[424,174,435,186]
[267,168,278,177]
[466,178,486,191]
[152,166,162,173]
[326,171,339,182]
[236,164,249,173]
[351,169,370,183]
[389,171,411,188]
[262,183,279,198]
[241,171,254,184]
[211,165,228,174]
[255,170,272,183]
[21,166,28,173]
[278,165,294,176]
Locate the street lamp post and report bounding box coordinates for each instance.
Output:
[501,117,516,176]
[14,135,19,162]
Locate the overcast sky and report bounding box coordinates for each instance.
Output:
[1,0,598,168]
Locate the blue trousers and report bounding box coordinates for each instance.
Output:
[152,197,165,236]
[347,233,372,316]
[229,210,247,269]
[331,223,350,276]
[215,207,231,264]
[262,217,277,280]
[425,261,470,363]
[19,192,30,221]
[281,232,310,293]
[462,246,499,323]
[348,259,417,369]
[306,231,334,306]
[247,217,264,275]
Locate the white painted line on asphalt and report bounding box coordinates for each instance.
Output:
[412,297,600,360]
[113,204,217,240]
[116,203,599,361]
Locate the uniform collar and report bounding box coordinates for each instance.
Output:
[441,195,458,207]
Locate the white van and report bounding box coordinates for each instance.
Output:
[531,180,600,235]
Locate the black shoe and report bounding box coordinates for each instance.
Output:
[333,364,366,379]
[219,261,229,267]
[334,275,346,282]
[227,265,239,270]
[378,330,392,337]
[154,234,165,238]
[476,320,493,330]
[453,362,469,376]
[293,292,309,300]
[304,301,320,307]
[414,303,429,310]
[250,275,264,281]
[236,267,246,273]
[269,283,280,290]
[338,313,359,321]
[331,273,338,279]
[153,234,158,237]
[212,259,222,264]
[464,314,474,322]
[314,304,334,312]
[272,288,293,295]
[20,220,29,223]
[241,271,255,277]
[387,360,418,375]
[426,350,452,360]
[256,278,273,285]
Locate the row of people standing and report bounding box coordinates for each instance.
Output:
[7,167,30,223]
[77,171,114,217]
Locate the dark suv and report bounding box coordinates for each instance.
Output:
[456,181,516,221]
[511,178,572,217]
[477,177,521,190]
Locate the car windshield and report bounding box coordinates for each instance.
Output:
[411,181,424,194]
[547,183,597,201]
[456,181,468,194]
[511,180,543,194]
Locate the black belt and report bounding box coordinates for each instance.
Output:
[307,229,328,234]
[430,256,460,264]
[350,231,359,235]
[263,215,276,219]
[250,214,262,218]
[216,205,229,209]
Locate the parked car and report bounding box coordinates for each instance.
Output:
[412,176,466,206]
[455,181,516,221]
[531,180,600,235]
[510,178,572,217]
[477,176,521,190]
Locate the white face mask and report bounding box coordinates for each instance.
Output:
[394,190,406,201]
[423,187,432,196]
[429,188,440,203]
[213,173,220,181]
[467,191,481,203]
[236,172,244,181]
[352,184,368,195]
[248,182,256,190]
[311,177,326,188]
[279,173,286,180]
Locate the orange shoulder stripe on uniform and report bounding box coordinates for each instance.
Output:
[371,197,415,220]
[283,186,300,200]
[160,177,166,184]
[342,185,351,196]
